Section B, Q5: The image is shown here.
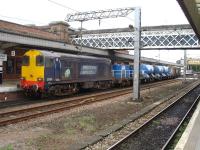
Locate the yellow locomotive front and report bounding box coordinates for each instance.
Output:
[20,50,45,94]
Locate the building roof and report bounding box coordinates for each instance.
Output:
[0,20,67,42]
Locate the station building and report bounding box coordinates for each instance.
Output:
[0,20,71,81]
[177,58,200,74]
[187,58,200,72]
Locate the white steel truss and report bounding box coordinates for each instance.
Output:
[72,29,200,49]
[66,7,135,22]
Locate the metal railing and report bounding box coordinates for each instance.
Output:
[112,70,133,79]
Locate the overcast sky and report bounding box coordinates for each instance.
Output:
[0,0,188,26]
[0,0,199,63]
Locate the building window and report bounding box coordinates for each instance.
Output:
[6,58,14,74]
[16,58,22,74]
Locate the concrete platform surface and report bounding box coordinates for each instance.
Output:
[175,100,200,150]
[0,80,21,92]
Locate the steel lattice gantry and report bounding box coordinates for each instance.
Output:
[71,27,200,49]
[66,7,135,22]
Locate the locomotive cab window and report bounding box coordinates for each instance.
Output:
[36,55,44,66]
[22,55,29,66]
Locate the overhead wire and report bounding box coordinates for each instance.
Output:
[0,14,44,24]
[48,0,78,12]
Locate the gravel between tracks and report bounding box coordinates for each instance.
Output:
[0,79,197,150]
[106,83,200,150]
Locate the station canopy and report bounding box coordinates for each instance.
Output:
[177,0,200,40]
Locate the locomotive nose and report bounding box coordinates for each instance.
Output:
[21,50,45,94]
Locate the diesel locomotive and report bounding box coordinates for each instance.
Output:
[20,49,180,97]
[20,49,112,97]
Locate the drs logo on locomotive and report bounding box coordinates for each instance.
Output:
[64,68,71,78]
[80,65,97,75]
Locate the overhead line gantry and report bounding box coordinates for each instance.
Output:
[65,7,142,101]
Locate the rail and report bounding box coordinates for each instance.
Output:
[0,79,181,126]
[107,82,200,150]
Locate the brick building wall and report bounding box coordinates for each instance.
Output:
[0,20,71,43]
[32,21,72,43]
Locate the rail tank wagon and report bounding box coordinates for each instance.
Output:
[140,64,155,82]
[163,66,170,78]
[140,64,150,82]
[154,65,165,80]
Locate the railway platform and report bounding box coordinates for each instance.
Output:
[175,99,200,150]
[0,80,20,92]
[0,80,22,101]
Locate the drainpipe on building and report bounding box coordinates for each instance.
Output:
[0,61,2,84]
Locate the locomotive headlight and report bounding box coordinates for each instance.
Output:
[37,78,43,81]
[20,77,26,80]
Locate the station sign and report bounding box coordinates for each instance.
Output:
[187,59,200,65]
[0,54,7,61]
[11,51,15,56]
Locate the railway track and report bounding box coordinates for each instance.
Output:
[0,79,182,126]
[0,79,180,109]
[107,81,200,150]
